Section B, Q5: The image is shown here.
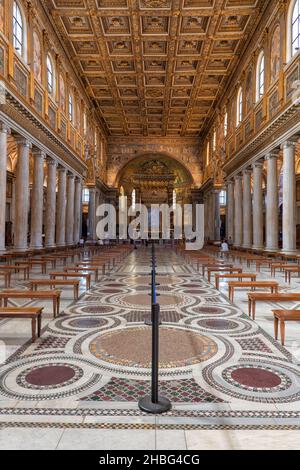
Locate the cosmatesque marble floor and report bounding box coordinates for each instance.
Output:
[0,246,300,450]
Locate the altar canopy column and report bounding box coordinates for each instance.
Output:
[0,123,9,253]
[234,174,243,247]
[30,149,45,250]
[242,169,253,249]
[45,158,57,248]
[14,138,31,251]
[252,161,264,250]
[56,166,67,247]
[265,153,279,252]
[282,141,297,254]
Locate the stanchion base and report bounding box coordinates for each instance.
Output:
[138,396,172,414]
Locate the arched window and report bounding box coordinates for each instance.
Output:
[13,1,26,59]
[236,87,243,126]
[46,55,55,96]
[256,52,265,102]
[120,186,126,211]
[288,0,300,60]
[68,94,73,122]
[224,111,228,137]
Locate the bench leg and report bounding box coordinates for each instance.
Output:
[31,318,37,343]
[280,320,286,346]
[38,315,42,338]
[274,317,279,340]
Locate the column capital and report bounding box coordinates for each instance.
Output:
[32,148,46,159]
[265,152,279,161]
[234,173,243,181]
[46,157,57,167]
[281,140,297,151]
[0,121,11,134]
[15,137,32,149]
[67,171,75,179]
[252,160,264,170]
[242,167,252,176]
[75,176,82,183]
[57,165,67,173]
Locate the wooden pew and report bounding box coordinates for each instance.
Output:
[215,273,257,290]
[273,309,300,345]
[228,281,279,302]
[0,307,43,343]
[50,272,91,290]
[29,279,80,300]
[64,266,99,282]
[0,271,12,288]
[207,267,242,284]
[248,292,300,320]
[0,290,62,318]
[0,265,30,280]
[284,266,300,284]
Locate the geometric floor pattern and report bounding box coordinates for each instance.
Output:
[1,247,300,447]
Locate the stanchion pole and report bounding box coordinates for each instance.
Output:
[139,303,171,414]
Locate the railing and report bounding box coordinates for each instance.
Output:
[138,243,172,414]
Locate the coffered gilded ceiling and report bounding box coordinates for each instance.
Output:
[44,0,266,137]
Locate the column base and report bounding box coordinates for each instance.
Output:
[264,247,279,253]
[13,247,29,252]
[30,245,44,251]
[252,245,265,251]
[56,243,66,248]
[281,249,298,255]
[45,244,56,249]
[242,244,253,249]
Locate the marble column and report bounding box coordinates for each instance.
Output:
[214,190,221,241]
[242,168,253,248]
[45,158,57,248]
[252,161,264,250]
[73,177,82,245]
[14,138,31,251]
[88,188,96,241]
[265,153,279,252]
[30,150,45,249]
[282,141,297,254]
[226,179,235,242]
[0,123,9,253]
[56,166,67,247]
[65,173,75,246]
[234,174,243,247]
[203,196,208,240]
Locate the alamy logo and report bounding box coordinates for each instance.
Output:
[96,198,204,251]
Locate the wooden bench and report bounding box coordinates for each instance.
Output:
[0,290,62,318]
[283,266,300,284]
[215,273,257,290]
[16,259,48,274]
[50,272,91,290]
[207,267,242,284]
[64,266,99,281]
[29,280,80,300]
[248,292,300,320]
[0,265,30,280]
[228,281,279,303]
[270,263,289,277]
[273,309,300,345]
[75,262,106,275]
[202,263,233,277]
[0,307,43,343]
[0,271,12,288]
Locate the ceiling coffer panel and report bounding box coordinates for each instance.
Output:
[45,0,266,137]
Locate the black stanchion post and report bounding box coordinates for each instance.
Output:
[139,303,171,414]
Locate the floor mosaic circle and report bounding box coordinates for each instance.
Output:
[17,363,83,390]
[222,365,291,392]
[121,293,183,307]
[89,327,218,368]
[69,318,107,329]
[197,319,239,331]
